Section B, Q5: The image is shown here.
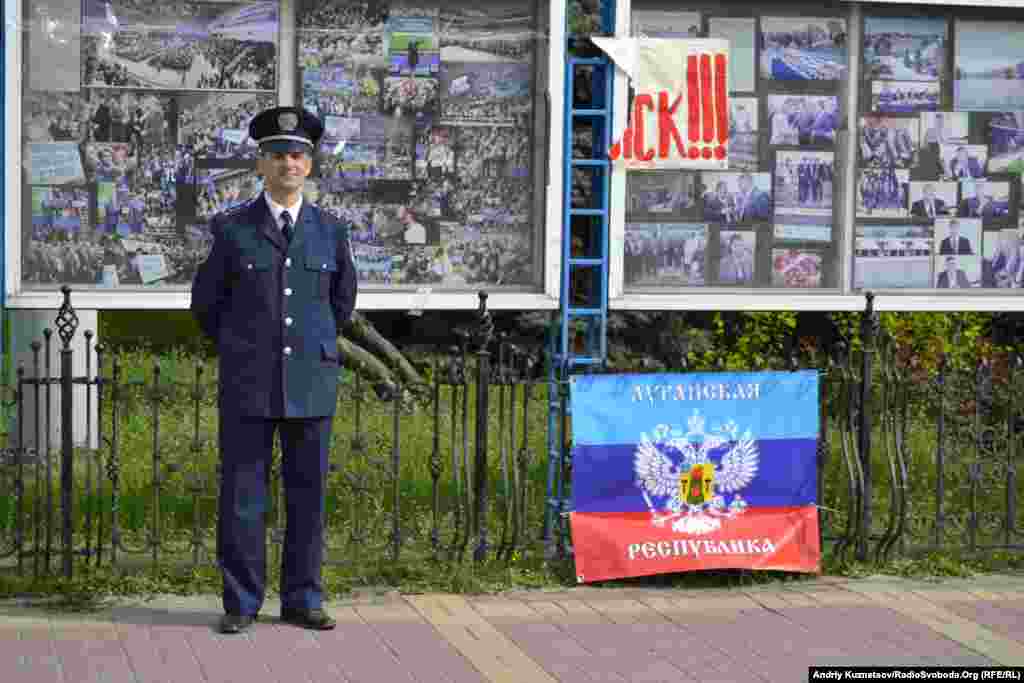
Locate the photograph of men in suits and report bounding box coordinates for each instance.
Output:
[936,255,971,288]
[910,183,948,218]
[718,232,755,285]
[943,144,987,179]
[938,219,975,255]
[734,172,771,222]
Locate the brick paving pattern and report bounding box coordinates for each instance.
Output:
[1,575,1022,682]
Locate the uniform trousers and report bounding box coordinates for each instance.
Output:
[217,409,333,617]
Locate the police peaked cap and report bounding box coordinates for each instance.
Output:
[249,106,324,153]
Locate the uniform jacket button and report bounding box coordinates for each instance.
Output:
[284,288,293,296]
[284,347,292,355]
[285,258,292,267]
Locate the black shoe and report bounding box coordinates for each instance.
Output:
[280,607,337,630]
[219,613,257,634]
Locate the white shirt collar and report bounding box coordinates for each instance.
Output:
[264,191,302,228]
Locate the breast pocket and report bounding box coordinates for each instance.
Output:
[237,243,273,282]
[306,253,337,299]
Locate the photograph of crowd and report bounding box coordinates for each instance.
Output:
[354,245,394,283]
[701,172,772,225]
[760,17,847,81]
[30,188,91,239]
[86,91,176,145]
[854,224,933,289]
[178,93,274,160]
[938,144,989,180]
[729,98,758,171]
[858,167,909,218]
[415,124,456,178]
[872,81,940,113]
[860,115,919,168]
[771,249,823,288]
[921,112,968,146]
[626,171,695,219]
[382,76,439,115]
[774,151,834,217]
[298,29,386,72]
[82,142,139,184]
[440,62,532,126]
[81,0,278,90]
[440,231,531,286]
[196,168,263,219]
[986,112,1024,173]
[298,0,385,30]
[908,181,956,219]
[718,231,756,285]
[863,16,945,81]
[955,19,1024,111]
[766,95,840,147]
[323,115,363,144]
[304,68,384,117]
[23,93,93,143]
[984,228,1024,287]
[958,180,1011,223]
[439,2,535,62]
[709,17,755,92]
[631,10,700,37]
[623,223,706,287]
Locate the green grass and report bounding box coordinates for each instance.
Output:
[3,347,1024,608]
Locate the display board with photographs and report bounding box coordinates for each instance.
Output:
[625,2,846,290]
[855,8,1024,291]
[20,0,281,289]
[296,0,540,288]
[20,0,545,291]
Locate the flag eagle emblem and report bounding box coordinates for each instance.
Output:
[634,409,758,535]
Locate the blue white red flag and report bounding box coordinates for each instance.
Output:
[569,371,821,583]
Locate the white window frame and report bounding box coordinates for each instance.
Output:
[3,0,564,311]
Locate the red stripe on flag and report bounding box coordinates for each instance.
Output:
[570,507,821,584]
[687,55,699,143]
[700,53,714,144]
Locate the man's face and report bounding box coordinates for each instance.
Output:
[945,257,957,274]
[257,149,312,195]
[949,223,960,239]
[923,185,935,201]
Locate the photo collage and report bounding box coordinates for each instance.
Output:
[298,0,538,287]
[22,0,540,290]
[625,6,845,290]
[23,0,280,287]
[854,13,1024,291]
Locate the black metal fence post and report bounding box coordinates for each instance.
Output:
[473,291,494,563]
[56,286,80,578]
[857,292,877,562]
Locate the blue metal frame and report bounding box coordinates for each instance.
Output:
[544,1,615,556]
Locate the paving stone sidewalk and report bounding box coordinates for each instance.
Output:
[2,574,1024,682]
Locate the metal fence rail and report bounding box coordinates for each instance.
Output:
[2,288,1022,582]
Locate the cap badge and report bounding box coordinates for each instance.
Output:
[278,112,299,132]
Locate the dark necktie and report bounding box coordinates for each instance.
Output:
[281,211,293,243]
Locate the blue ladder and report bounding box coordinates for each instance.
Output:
[543,1,616,557]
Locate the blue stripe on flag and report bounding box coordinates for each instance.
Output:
[571,438,817,512]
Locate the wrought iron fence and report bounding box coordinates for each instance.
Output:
[2,288,1023,582]
[0,288,551,579]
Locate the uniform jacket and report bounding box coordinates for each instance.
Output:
[190,196,357,418]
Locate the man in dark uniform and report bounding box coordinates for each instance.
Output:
[190,106,358,634]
